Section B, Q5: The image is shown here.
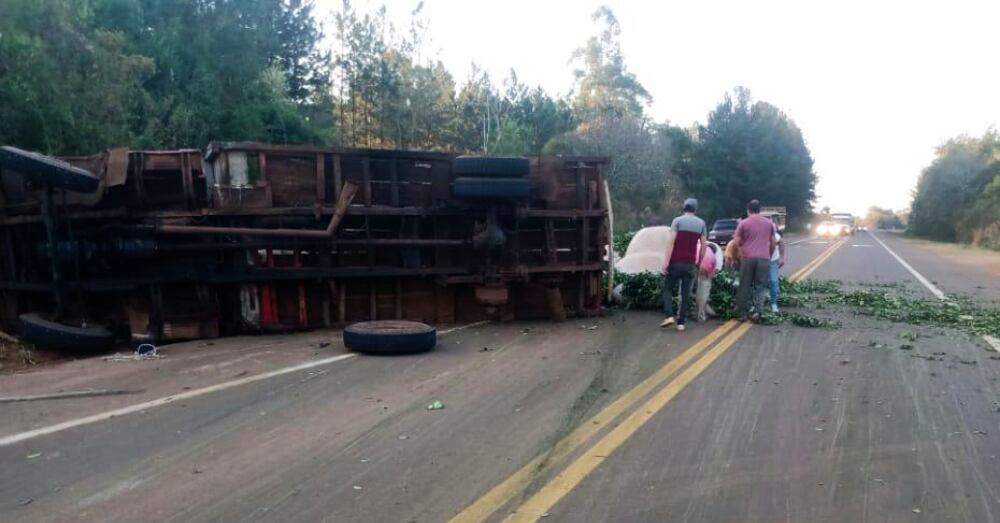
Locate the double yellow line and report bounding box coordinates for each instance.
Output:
[790,237,847,281]
[448,237,846,523]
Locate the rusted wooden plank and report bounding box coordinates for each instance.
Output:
[181,151,194,207]
[362,158,372,206]
[316,153,326,205]
[259,152,267,185]
[332,155,342,202]
[544,219,557,265]
[575,164,585,210]
[390,161,400,207]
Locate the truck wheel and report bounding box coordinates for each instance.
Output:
[17,313,114,352]
[0,146,100,193]
[453,156,530,178]
[344,320,437,355]
[453,177,530,199]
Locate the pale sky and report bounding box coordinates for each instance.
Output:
[319,0,1000,216]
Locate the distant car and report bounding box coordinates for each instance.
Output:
[830,213,856,235]
[708,218,738,245]
[815,220,849,238]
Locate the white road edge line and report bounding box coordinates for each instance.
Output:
[868,231,946,299]
[0,321,489,447]
[869,231,1000,352]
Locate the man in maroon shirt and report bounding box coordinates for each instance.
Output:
[733,199,777,322]
[660,198,707,331]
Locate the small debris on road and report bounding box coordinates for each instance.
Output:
[318,341,331,348]
[426,400,445,410]
[912,508,922,514]
[579,350,602,355]
[26,452,41,459]
[104,344,164,362]
[20,498,33,506]
[353,485,362,490]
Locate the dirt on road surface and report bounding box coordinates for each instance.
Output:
[1,231,999,523]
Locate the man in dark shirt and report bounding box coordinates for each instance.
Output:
[661,198,707,331]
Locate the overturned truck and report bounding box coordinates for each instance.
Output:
[0,143,611,349]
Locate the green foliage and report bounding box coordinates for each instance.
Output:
[614,271,662,310]
[910,130,1000,248]
[864,206,905,230]
[613,230,637,257]
[680,87,817,225]
[784,313,841,329]
[0,0,332,153]
[832,289,1000,337]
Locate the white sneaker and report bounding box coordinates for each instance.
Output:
[677,324,686,332]
[771,303,780,313]
[660,317,676,328]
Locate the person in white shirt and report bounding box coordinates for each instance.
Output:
[769,225,786,313]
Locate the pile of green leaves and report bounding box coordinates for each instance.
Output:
[613,269,841,328]
[614,271,663,310]
[613,230,638,258]
[612,270,1000,338]
[833,289,1000,337]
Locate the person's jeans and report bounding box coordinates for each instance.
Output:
[769,259,780,307]
[737,258,769,318]
[696,274,713,321]
[663,262,696,324]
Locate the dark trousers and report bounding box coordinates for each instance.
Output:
[663,262,696,324]
[737,257,770,318]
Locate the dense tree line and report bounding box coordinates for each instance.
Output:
[0,1,817,230]
[909,131,1000,249]
[864,206,905,230]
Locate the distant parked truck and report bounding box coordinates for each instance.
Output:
[761,206,786,232]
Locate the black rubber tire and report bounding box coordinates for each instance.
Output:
[0,146,100,193]
[453,156,530,178]
[344,320,437,355]
[452,177,530,199]
[17,313,113,352]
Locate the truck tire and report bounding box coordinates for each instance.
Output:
[452,177,530,199]
[0,146,100,193]
[343,320,437,355]
[17,313,114,352]
[453,156,530,178]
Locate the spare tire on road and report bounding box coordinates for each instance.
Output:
[0,146,100,193]
[453,156,530,178]
[17,313,114,352]
[344,320,437,355]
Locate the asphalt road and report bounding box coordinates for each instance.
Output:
[1,231,998,523]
